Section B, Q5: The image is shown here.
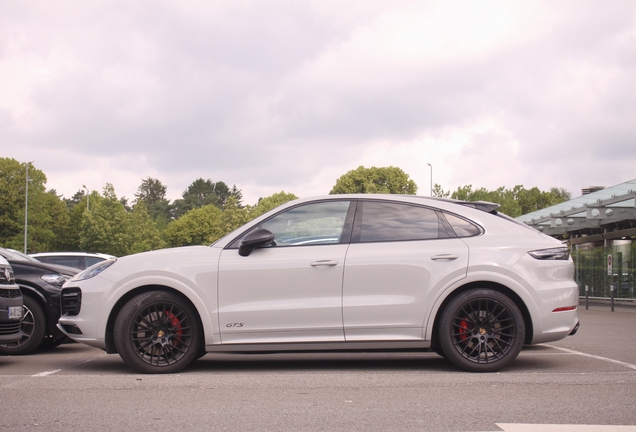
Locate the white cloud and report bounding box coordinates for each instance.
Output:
[1,0,635,206]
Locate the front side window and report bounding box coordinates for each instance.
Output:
[262,201,351,246]
[353,201,446,243]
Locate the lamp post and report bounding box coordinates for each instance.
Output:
[24,163,30,254]
[83,184,89,211]
[427,163,432,196]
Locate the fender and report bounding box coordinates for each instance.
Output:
[98,271,220,347]
[422,270,541,341]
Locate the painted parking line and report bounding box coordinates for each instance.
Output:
[496,424,636,431]
[32,369,61,377]
[544,345,636,371]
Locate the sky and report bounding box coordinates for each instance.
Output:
[2,0,635,206]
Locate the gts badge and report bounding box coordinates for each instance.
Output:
[226,323,244,328]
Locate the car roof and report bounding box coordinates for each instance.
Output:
[30,252,116,259]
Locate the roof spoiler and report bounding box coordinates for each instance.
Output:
[415,196,501,214]
[453,200,500,214]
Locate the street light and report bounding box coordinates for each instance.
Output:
[24,163,31,254]
[83,185,89,211]
[427,163,432,196]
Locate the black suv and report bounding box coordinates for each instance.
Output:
[0,256,24,344]
[0,248,77,354]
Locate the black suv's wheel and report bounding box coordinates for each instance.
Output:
[114,291,202,374]
[438,289,525,372]
[0,295,46,355]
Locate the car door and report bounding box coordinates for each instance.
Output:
[342,200,469,341]
[218,200,355,344]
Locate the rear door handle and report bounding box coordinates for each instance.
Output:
[431,254,459,261]
[310,260,339,267]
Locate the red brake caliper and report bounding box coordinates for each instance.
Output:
[458,319,470,341]
[166,311,183,345]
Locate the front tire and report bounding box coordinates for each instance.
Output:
[438,289,525,372]
[0,295,47,355]
[114,291,202,374]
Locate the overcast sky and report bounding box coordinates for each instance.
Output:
[2,0,635,206]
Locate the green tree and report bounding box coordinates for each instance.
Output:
[220,196,251,235]
[164,204,224,247]
[79,184,131,256]
[449,184,570,217]
[127,201,167,254]
[62,193,90,251]
[432,183,450,198]
[251,191,298,218]
[134,177,172,227]
[0,158,70,252]
[330,166,417,195]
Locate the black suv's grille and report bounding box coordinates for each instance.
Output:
[0,267,15,285]
[0,288,22,299]
[0,322,22,335]
[61,288,82,316]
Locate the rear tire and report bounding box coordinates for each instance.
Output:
[0,295,46,355]
[114,291,202,374]
[438,289,525,372]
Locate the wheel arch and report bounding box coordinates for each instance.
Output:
[429,281,534,352]
[104,285,206,354]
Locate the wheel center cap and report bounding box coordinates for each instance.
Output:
[479,328,487,335]
[157,330,165,337]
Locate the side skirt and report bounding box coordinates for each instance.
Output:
[205,340,431,353]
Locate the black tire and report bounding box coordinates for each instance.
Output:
[114,291,202,374]
[0,295,47,355]
[438,289,525,372]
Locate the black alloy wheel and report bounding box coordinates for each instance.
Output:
[114,291,202,374]
[0,295,46,355]
[439,289,525,372]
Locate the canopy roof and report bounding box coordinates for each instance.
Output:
[516,179,636,244]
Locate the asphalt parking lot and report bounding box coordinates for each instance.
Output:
[1,305,635,431]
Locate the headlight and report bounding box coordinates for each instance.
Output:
[71,259,117,282]
[41,273,72,287]
[528,247,569,260]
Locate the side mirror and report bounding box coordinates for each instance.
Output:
[238,229,275,257]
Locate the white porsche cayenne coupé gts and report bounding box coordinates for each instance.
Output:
[58,195,579,374]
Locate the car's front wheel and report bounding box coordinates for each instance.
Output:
[438,289,525,372]
[114,291,202,374]
[0,295,46,355]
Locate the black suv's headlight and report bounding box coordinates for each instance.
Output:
[41,273,72,287]
[71,259,117,282]
[528,247,569,260]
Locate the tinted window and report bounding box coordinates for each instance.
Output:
[259,201,351,246]
[85,257,106,268]
[444,213,482,237]
[39,256,84,269]
[355,201,444,242]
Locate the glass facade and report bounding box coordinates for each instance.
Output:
[572,240,636,299]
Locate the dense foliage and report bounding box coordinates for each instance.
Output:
[433,184,571,218]
[330,166,417,195]
[1,157,569,255]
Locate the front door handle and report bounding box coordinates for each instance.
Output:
[310,260,339,267]
[431,254,459,261]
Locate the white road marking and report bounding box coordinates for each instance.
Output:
[544,345,636,371]
[32,369,61,377]
[496,424,636,431]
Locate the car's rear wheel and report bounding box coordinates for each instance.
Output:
[114,291,201,374]
[0,295,46,355]
[438,289,525,372]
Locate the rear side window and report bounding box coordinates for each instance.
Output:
[353,201,448,243]
[443,213,482,237]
